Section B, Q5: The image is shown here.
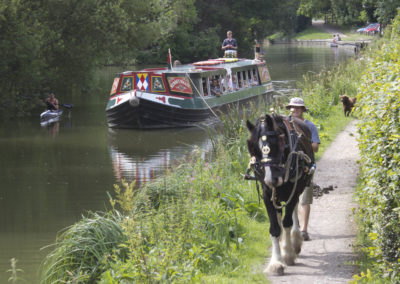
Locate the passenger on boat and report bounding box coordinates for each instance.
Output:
[210,79,222,97]
[231,75,239,91]
[222,30,237,57]
[45,92,59,111]
[174,60,182,67]
[221,74,232,92]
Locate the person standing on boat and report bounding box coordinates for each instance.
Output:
[286,97,320,241]
[222,30,237,58]
[45,92,59,111]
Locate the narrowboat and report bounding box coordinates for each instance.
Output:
[106,57,273,129]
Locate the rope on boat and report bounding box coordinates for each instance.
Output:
[185,73,221,120]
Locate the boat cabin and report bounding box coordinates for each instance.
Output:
[109,59,271,99]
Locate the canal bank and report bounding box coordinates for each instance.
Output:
[38,47,365,282]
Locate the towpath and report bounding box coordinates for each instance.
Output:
[268,120,360,283]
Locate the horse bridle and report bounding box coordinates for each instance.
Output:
[244,116,313,209]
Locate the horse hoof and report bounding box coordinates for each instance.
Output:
[265,262,285,276]
[276,266,284,276]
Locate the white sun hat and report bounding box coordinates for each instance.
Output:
[285,97,308,111]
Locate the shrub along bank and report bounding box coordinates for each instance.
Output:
[351,12,400,284]
[40,57,364,283]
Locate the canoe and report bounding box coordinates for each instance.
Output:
[40,109,63,127]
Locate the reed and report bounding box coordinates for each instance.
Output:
[7,258,24,284]
[40,212,126,283]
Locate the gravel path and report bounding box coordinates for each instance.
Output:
[268,120,360,283]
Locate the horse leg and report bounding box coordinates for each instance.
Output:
[291,202,303,255]
[281,203,298,265]
[263,197,285,275]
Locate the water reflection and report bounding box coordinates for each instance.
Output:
[107,128,212,185]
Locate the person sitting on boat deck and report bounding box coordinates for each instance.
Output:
[221,74,232,92]
[221,30,237,57]
[45,92,59,111]
[174,60,182,67]
[210,79,222,97]
[231,75,239,91]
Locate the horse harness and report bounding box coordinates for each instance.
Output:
[244,116,314,209]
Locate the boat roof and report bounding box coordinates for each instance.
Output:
[121,58,264,76]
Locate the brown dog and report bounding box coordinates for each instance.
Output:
[340,95,357,116]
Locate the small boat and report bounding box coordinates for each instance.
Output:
[40,109,63,127]
[106,56,274,129]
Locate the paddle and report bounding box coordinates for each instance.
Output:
[61,103,74,109]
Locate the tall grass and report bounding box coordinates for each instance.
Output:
[40,212,126,283]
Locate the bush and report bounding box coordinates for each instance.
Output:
[353,11,400,283]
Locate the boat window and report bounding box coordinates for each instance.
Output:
[252,68,259,85]
[120,76,133,92]
[210,75,222,97]
[190,77,202,96]
[221,74,229,93]
[237,72,242,88]
[242,71,249,88]
[202,78,209,96]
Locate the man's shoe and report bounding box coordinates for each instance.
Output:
[301,231,310,241]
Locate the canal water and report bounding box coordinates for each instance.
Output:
[0,44,354,283]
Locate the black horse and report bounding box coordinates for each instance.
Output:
[245,113,314,275]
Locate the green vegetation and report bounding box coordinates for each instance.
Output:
[293,27,334,40]
[292,25,373,41]
[0,0,311,118]
[351,12,400,284]
[41,52,361,282]
[297,0,399,26]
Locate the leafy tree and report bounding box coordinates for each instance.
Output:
[374,0,400,26]
[0,0,49,117]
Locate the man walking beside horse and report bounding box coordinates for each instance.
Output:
[285,97,320,241]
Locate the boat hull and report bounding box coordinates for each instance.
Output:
[106,58,274,129]
[106,86,273,129]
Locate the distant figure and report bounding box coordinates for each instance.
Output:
[340,95,357,116]
[174,60,182,67]
[45,92,59,111]
[222,30,238,58]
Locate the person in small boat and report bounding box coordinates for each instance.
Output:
[210,79,222,97]
[45,92,59,111]
[221,30,237,57]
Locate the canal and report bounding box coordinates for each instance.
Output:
[0,43,354,282]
